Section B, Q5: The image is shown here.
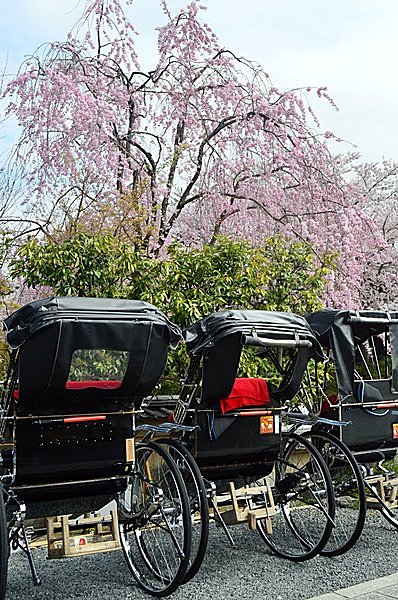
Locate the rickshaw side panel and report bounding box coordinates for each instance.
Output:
[193,411,279,465]
[337,406,398,451]
[14,412,134,486]
[201,334,242,405]
[324,378,398,452]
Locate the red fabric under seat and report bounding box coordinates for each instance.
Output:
[12,381,122,400]
[219,377,270,414]
[65,380,122,390]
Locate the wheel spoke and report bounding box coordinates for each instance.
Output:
[117,442,191,596]
[257,433,335,561]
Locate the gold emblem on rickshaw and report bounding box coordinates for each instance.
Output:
[259,415,274,434]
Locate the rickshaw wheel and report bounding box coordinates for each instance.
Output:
[0,488,8,600]
[257,433,335,561]
[304,430,367,556]
[117,442,192,597]
[154,438,209,584]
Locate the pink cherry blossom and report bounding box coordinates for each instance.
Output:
[1,0,396,308]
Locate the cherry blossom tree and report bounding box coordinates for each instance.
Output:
[354,159,398,246]
[348,158,398,309]
[1,0,393,308]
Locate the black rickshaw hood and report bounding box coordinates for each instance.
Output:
[4,296,181,350]
[306,309,398,398]
[184,309,324,359]
[3,296,182,412]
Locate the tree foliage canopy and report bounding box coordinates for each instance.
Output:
[10,231,335,387]
[11,232,334,321]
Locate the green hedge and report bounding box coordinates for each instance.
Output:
[10,233,335,390]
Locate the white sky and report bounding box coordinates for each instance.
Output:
[0,0,397,164]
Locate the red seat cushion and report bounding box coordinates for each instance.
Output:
[220,378,270,414]
[321,394,338,414]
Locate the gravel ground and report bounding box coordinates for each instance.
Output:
[5,510,398,600]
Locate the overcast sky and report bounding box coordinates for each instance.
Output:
[1,0,397,164]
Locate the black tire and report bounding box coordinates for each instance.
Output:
[0,488,8,600]
[117,442,192,597]
[154,438,209,583]
[257,433,335,561]
[305,430,367,556]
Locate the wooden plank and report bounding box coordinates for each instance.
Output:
[61,516,72,557]
[219,507,248,525]
[248,512,257,530]
[51,515,114,528]
[111,508,121,547]
[232,485,272,498]
[229,482,239,520]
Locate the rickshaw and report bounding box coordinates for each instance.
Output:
[0,296,198,598]
[306,309,398,532]
[145,309,337,562]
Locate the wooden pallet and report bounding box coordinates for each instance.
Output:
[212,481,276,533]
[47,509,121,559]
[366,473,398,509]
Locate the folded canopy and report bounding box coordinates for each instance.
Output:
[184,309,324,358]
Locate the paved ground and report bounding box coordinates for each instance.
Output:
[5,510,398,600]
[307,573,398,599]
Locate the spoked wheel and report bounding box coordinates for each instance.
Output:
[117,442,192,597]
[305,430,367,556]
[0,488,8,600]
[154,438,209,583]
[257,432,335,561]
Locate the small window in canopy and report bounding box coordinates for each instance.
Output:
[66,348,130,390]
